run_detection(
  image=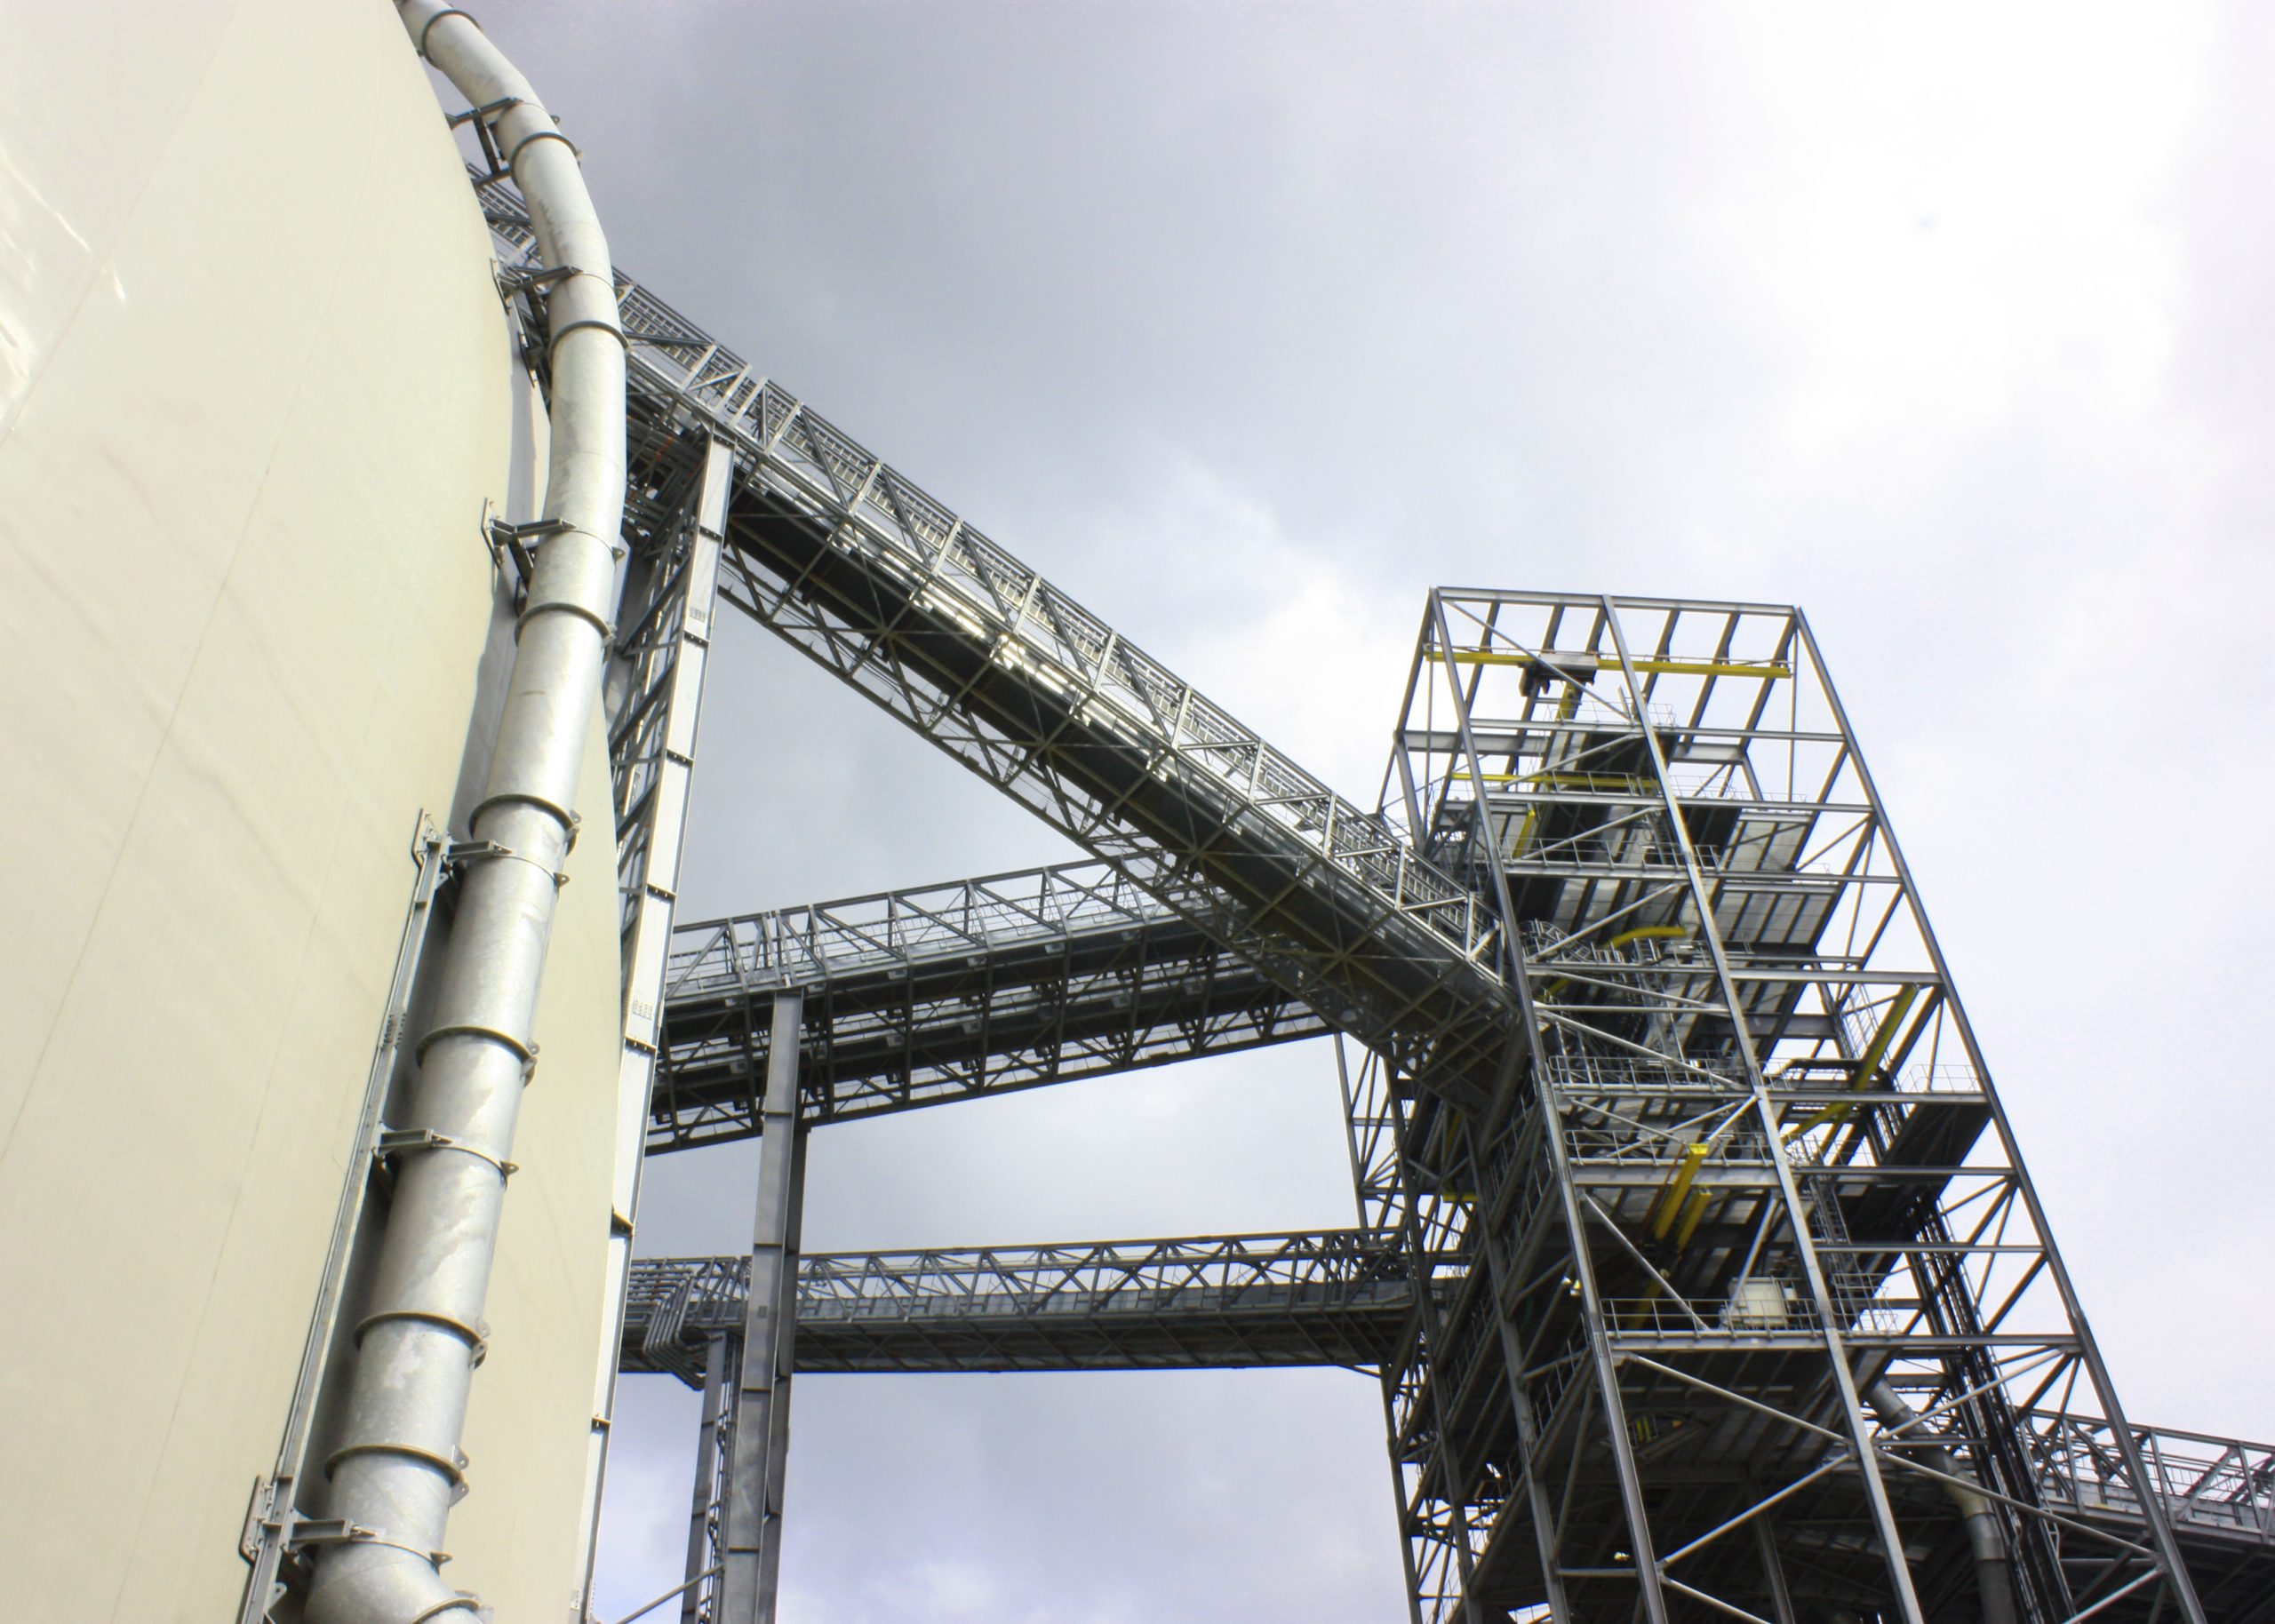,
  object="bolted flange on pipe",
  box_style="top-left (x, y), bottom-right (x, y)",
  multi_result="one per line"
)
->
top-left (304, 5), bottom-right (627, 1621)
